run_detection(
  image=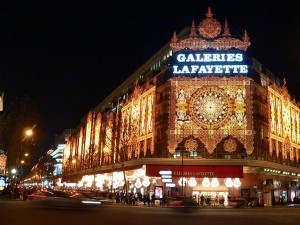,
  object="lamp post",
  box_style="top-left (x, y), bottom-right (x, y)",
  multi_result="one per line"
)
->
top-left (176, 139), bottom-right (187, 196)
top-left (11, 168), bottom-right (17, 194)
top-left (18, 129), bottom-right (33, 179)
top-left (175, 120), bottom-right (188, 196)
